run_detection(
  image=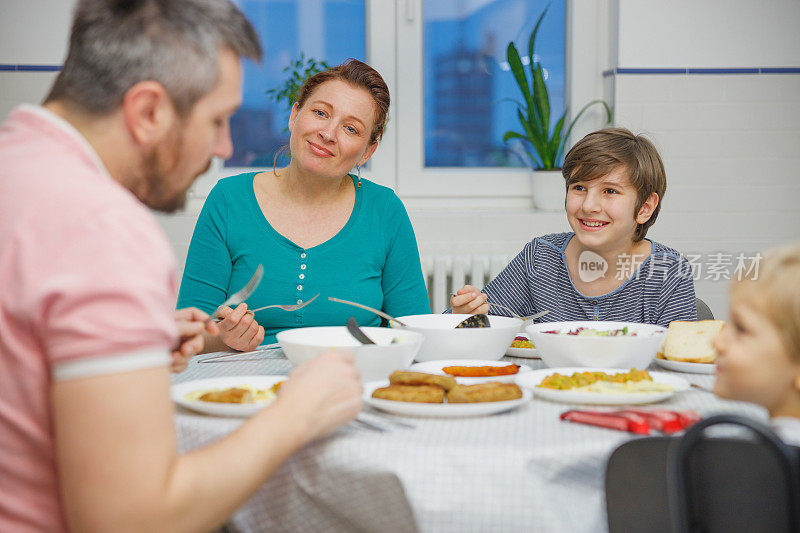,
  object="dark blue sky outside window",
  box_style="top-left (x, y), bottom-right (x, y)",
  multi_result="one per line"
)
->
top-left (424, 0), bottom-right (565, 168)
top-left (227, 0), bottom-right (365, 167)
